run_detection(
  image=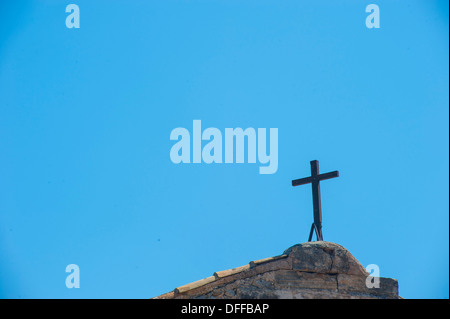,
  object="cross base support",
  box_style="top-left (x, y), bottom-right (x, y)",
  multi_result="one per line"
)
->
top-left (308, 222), bottom-right (323, 242)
